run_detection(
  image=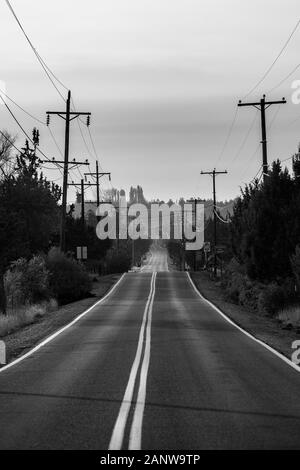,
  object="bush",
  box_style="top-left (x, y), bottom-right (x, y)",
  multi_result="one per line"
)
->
top-left (0, 299), bottom-right (58, 337)
top-left (277, 306), bottom-right (300, 327)
top-left (5, 256), bottom-right (50, 308)
top-left (257, 283), bottom-right (286, 316)
top-left (224, 272), bottom-right (248, 305)
top-left (46, 248), bottom-right (92, 304)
